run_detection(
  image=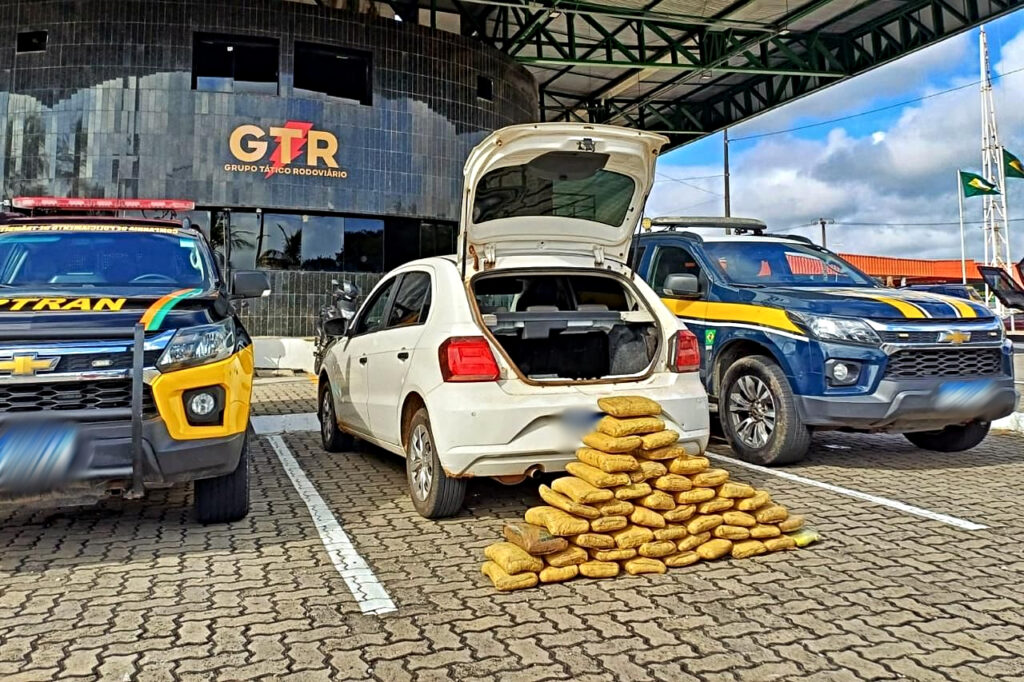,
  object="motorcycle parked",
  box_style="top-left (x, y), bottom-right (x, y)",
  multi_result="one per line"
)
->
top-left (314, 280), bottom-right (360, 373)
